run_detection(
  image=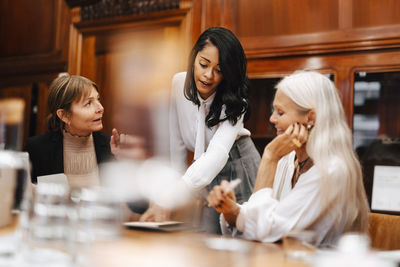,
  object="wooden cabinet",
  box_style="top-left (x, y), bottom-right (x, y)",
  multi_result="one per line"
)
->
top-left (0, 0), bottom-right (70, 87)
top-left (68, 8), bottom-right (193, 136)
top-left (193, 0), bottom-right (400, 58)
top-left (0, 0), bottom-right (71, 143)
top-left (190, 0), bottom-right (400, 146)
